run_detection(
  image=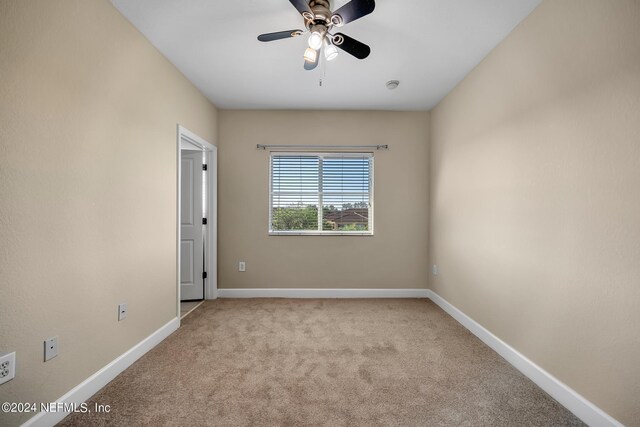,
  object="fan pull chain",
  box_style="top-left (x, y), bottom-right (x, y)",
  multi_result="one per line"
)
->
top-left (319, 55), bottom-right (328, 87)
